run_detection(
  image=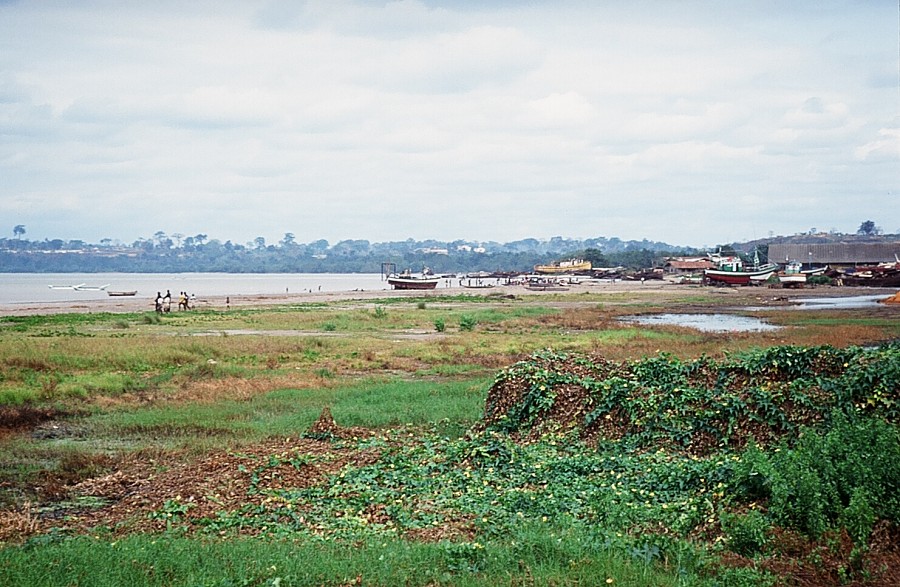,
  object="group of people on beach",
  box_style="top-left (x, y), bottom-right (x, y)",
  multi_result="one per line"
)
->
top-left (154, 290), bottom-right (195, 313)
